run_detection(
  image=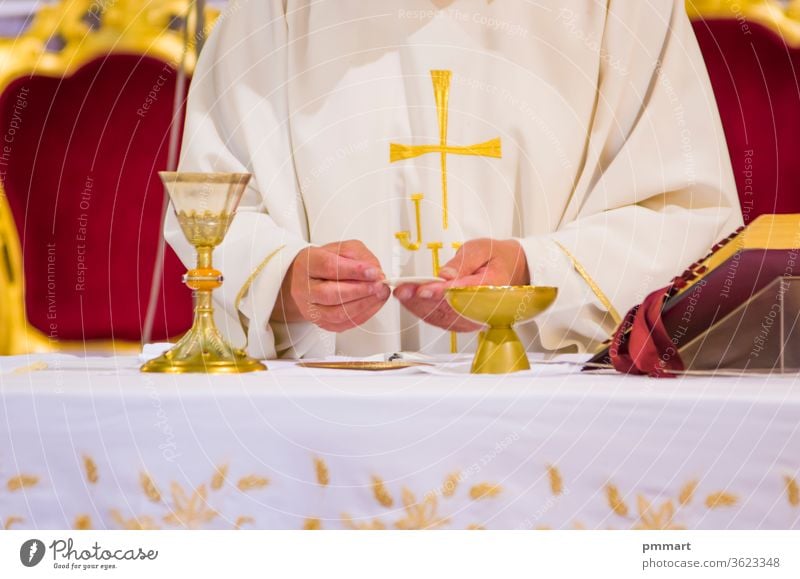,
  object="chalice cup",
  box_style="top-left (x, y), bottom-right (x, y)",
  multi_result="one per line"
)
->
top-left (141, 172), bottom-right (267, 374)
top-left (446, 286), bottom-right (558, 374)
